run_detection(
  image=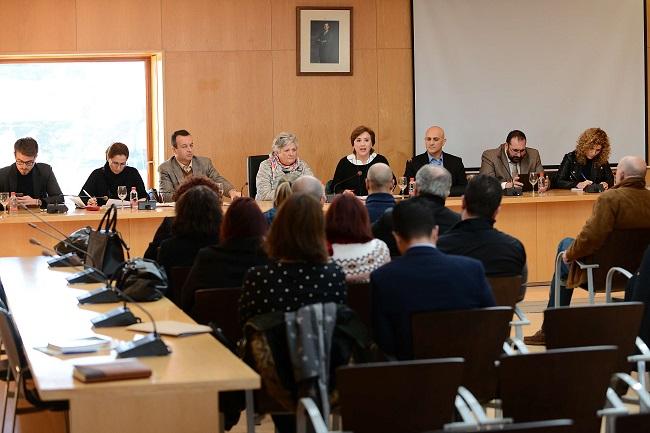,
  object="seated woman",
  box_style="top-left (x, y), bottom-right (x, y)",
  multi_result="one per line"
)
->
top-left (555, 127), bottom-right (614, 190)
top-left (255, 132), bottom-right (313, 200)
top-left (326, 193), bottom-right (390, 283)
top-left (80, 142), bottom-right (147, 205)
top-left (157, 185), bottom-right (222, 279)
top-left (263, 180), bottom-right (292, 225)
top-left (331, 126), bottom-right (393, 195)
top-left (181, 197), bottom-right (269, 313)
